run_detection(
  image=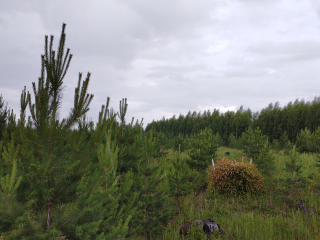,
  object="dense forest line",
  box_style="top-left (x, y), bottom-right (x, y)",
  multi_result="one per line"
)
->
top-left (146, 98), bottom-right (320, 146)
